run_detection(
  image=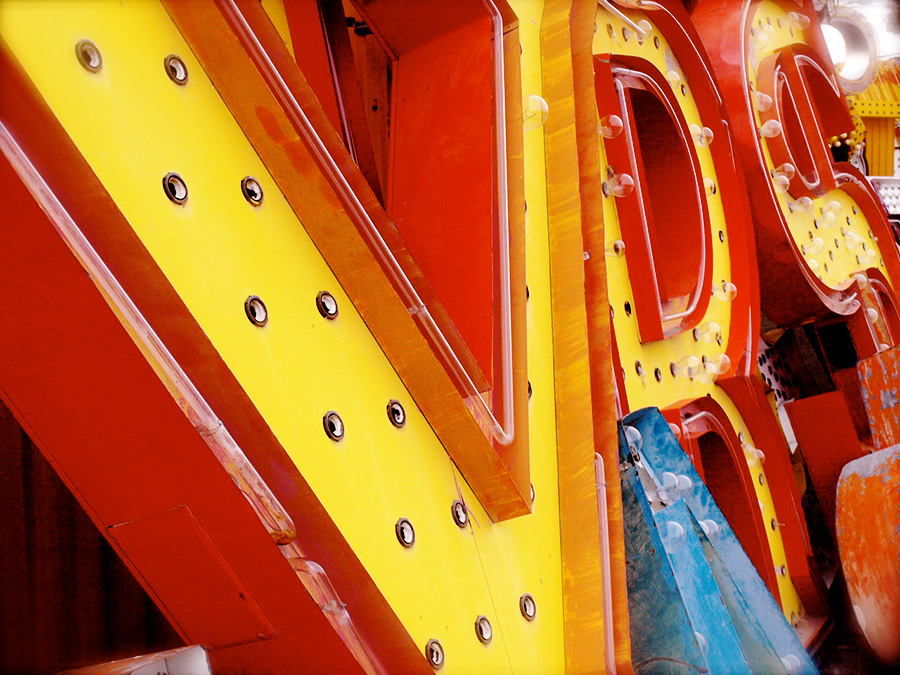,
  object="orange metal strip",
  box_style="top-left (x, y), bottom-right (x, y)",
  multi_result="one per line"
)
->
top-left (161, 0), bottom-right (532, 520)
top-left (542, 0), bottom-right (632, 671)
